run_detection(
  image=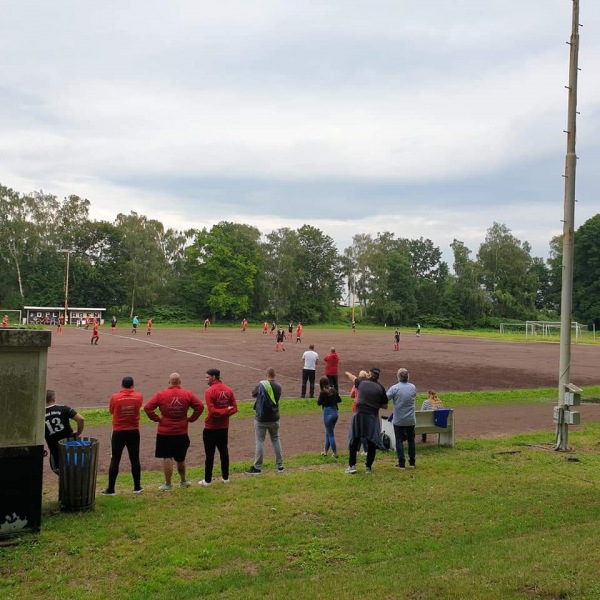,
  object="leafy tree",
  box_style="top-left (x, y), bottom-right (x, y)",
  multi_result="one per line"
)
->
top-left (448, 239), bottom-right (487, 326)
top-left (477, 223), bottom-right (536, 319)
top-left (290, 225), bottom-right (341, 322)
top-left (546, 235), bottom-right (563, 313)
top-left (185, 222), bottom-right (262, 321)
top-left (114, 212), bottom-right (171, 316)
top-left (529, 256), bottom-right (553, 313)
top-left (573, 214), bottom-right (600, 325)
top-left (0, 186), bottom-right (59, 301)
top-left (261, 228), bottom-right (300, 321)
